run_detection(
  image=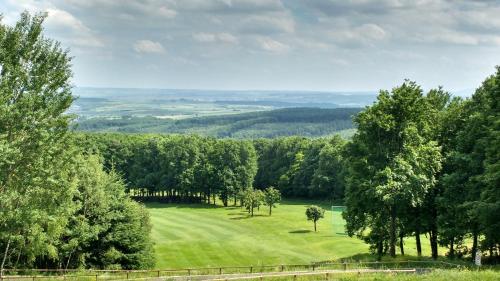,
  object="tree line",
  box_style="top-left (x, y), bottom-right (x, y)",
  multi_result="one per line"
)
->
top-left (75, 133), bottom-right (347, 204)
top-left (343, 69), bottom-right (499, 262)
